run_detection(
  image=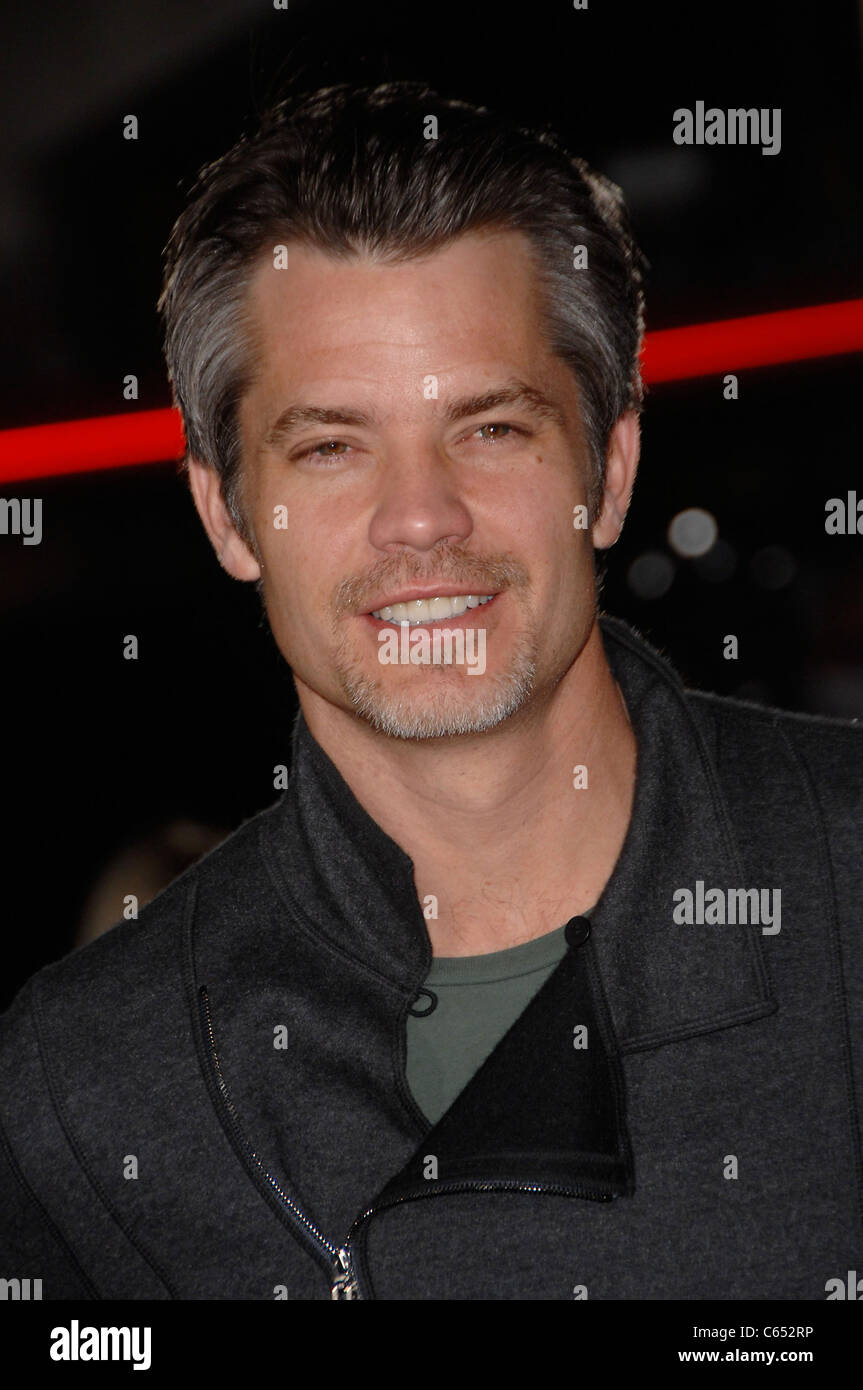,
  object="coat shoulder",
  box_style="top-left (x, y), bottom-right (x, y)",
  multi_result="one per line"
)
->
top-left (686, 684), bottom-right (863, 783)
top-left (685, 686), bottom-right (863, 874)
